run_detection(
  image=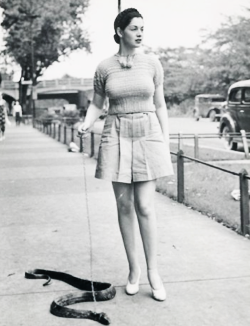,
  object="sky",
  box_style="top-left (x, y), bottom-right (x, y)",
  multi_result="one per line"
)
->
top-left (1, 0), bottom-right (250, 80)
